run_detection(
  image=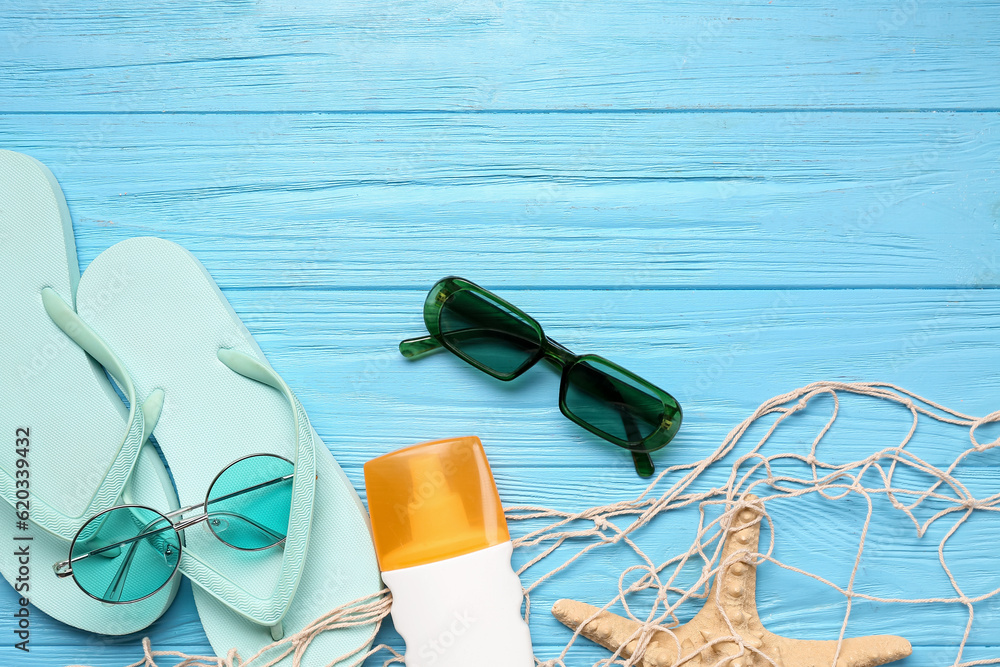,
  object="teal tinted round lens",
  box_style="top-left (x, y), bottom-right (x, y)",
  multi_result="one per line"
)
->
top-left (70, 506), bottom-right (180, 603)
top-left (561, 356), bottom-right (681, 450)
top-left (438, 289), bottom-right (543, 379)
top-left (205, 454), bottom-right (294, 550)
